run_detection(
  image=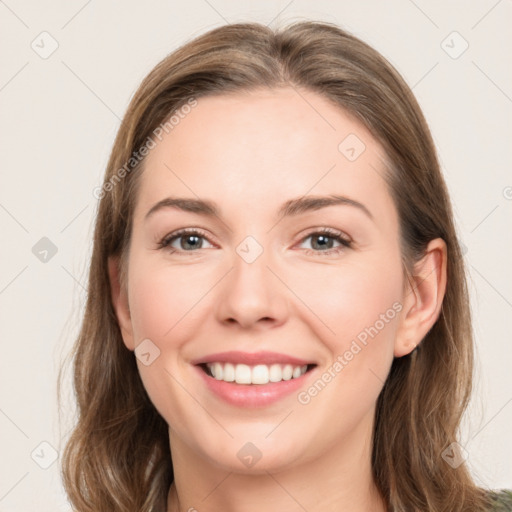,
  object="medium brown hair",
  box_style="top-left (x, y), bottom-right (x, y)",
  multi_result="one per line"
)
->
top-left (60, 21), bottom-right (491, 511)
